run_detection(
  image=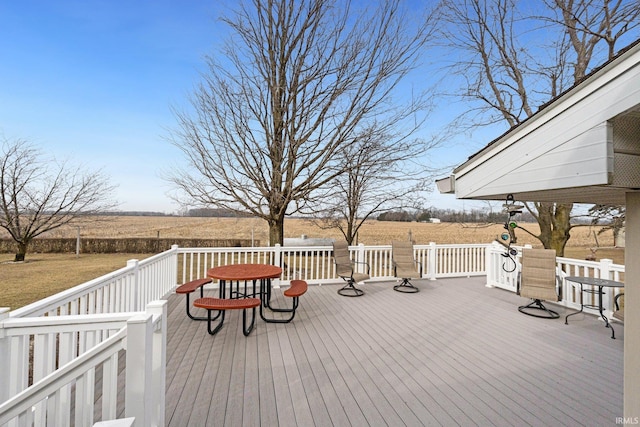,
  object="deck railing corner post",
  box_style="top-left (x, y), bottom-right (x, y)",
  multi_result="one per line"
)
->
top-left (485, 244), bottom-right (495, 288)
top-left (357, 243), bottom-right (366, 274)
top-left (273, 244), bottom-right (282, 287)
top-left (273, 244), bottom-right (282, 267)
top-left (0, 308), bottom-right (10, 404)
top-left (125, 313), bottom-right (153, 426)
top-left (428, 242), bottom-right (437, 280)
top-left (147, 300), bottom-right (167, 427)
top-left (169, 245), bottom-right (180, 290)
top-left (599, 258), bottom-right (613, 279)
top-left (127, 259), bottom-right (140, 311)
